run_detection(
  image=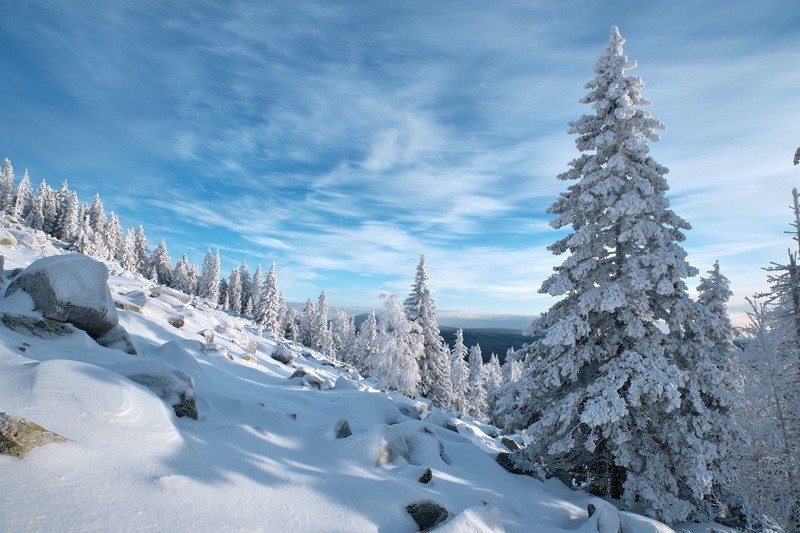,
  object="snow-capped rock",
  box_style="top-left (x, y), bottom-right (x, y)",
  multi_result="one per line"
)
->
top-left (4, 254), bottom-right (118, 339)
